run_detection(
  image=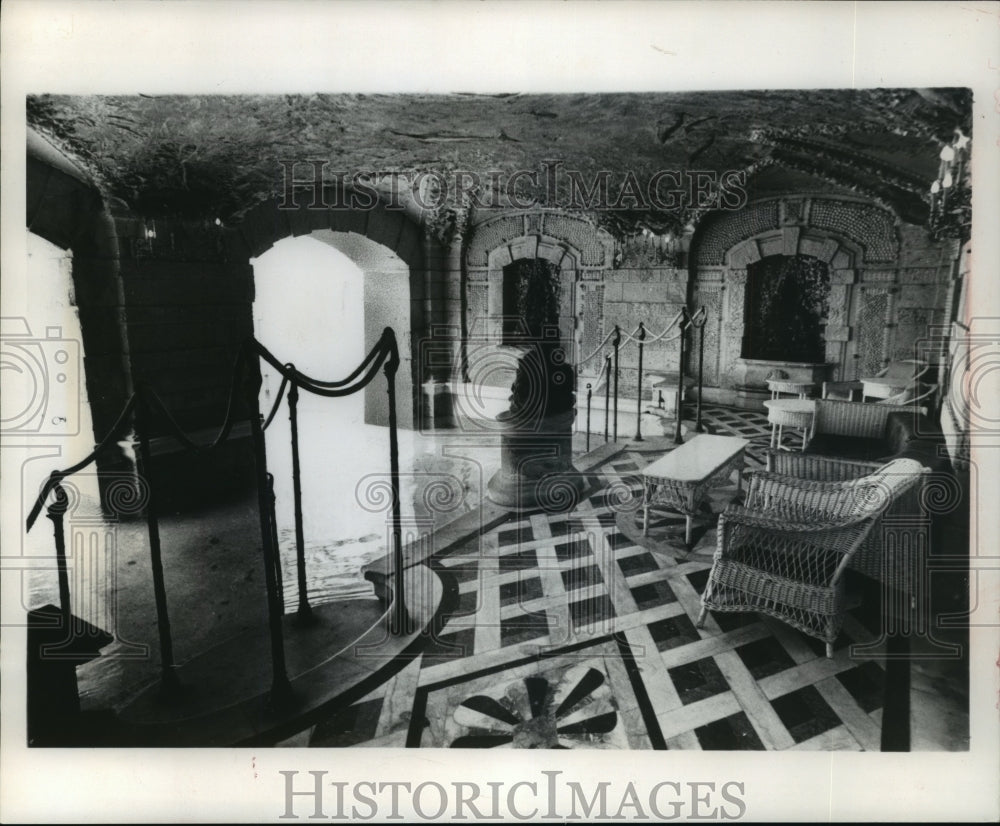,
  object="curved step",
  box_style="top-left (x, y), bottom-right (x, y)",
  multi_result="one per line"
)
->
top-left (112, 564), bottom-right (442, 746)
